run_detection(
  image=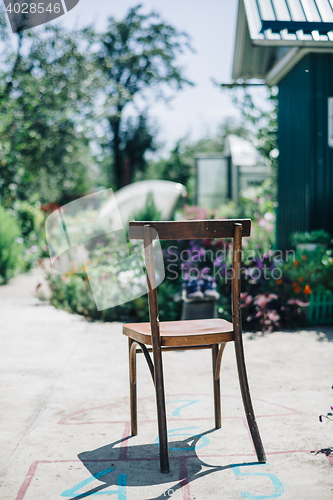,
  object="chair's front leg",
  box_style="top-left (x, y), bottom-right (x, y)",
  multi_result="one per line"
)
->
top-left (234, 338), bottom-right (266, 463)
top-left (212, 344), bottom-right (221, 428)
top-left (129, 338), bottom-right (137, 436)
